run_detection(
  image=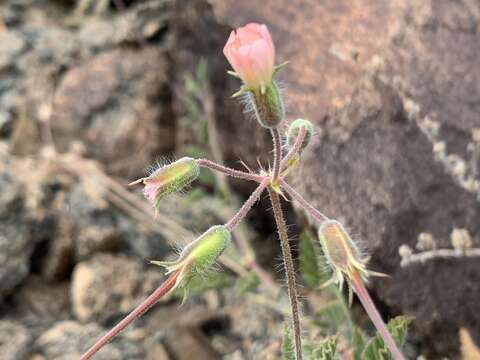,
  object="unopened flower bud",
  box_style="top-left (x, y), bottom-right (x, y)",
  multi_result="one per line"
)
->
top-left (287, 119), bottom-right (314, 153)
top-left (130, 157), bottom-right (199, 211)
top-left (318, 220), bottom-right (364, 276)
top-left (151, 225), bottom-right (231, 292)
top-left (223, 23), bottom-right (275, 92)
top-left (223, 23), bottom-right (285, 128)
top-left (318, 220), bottom-right (386, 305)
